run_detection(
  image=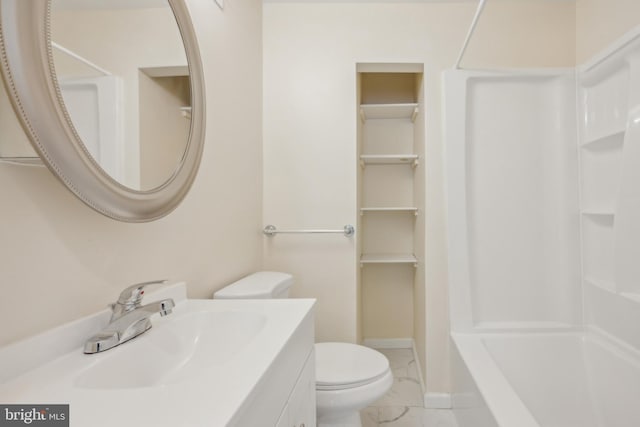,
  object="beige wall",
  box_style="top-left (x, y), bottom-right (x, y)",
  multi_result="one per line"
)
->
top-left (576, 0), bottom-right (640, 64)
top-left (0, 0), bottom-right (263, 347)
top-left (139, 74), bottom-right (191, 190)
top-left (463, 0), bottom-right (576, 68)
top-left (263, 0), bottom-right (575, 394)
top-left (0, 82), bottom-right (36, 158)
